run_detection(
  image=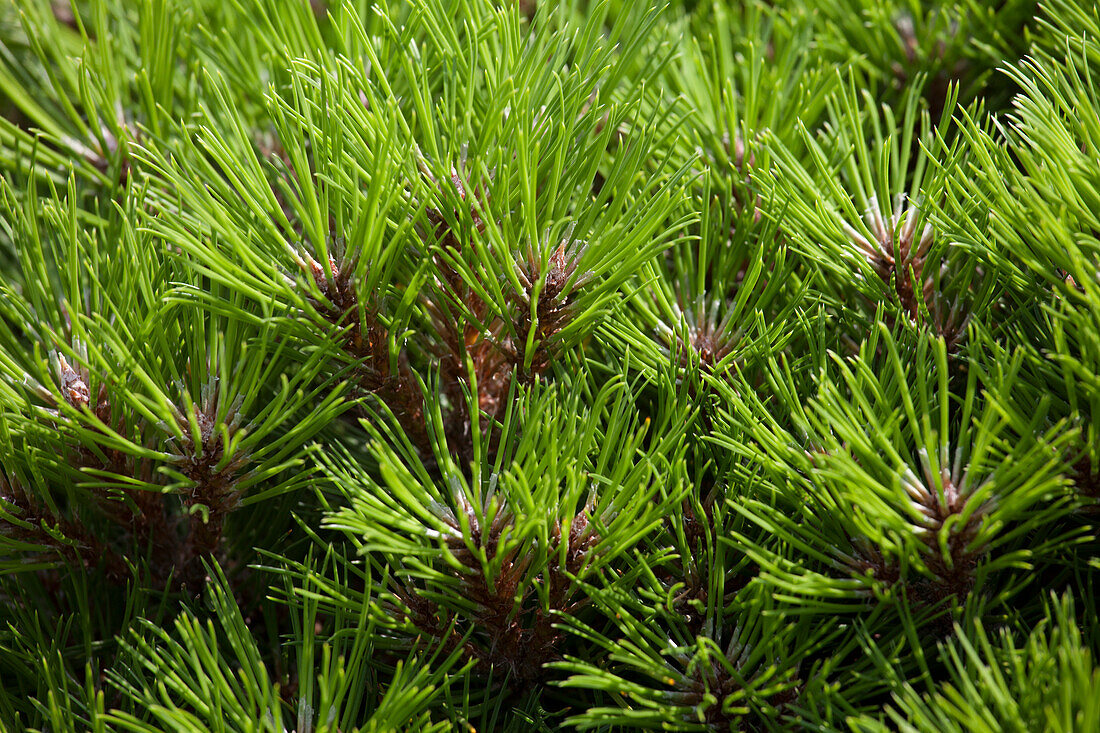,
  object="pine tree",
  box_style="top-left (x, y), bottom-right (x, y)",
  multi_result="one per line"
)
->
top-left (0, 0), bottom-right (1097, 730)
